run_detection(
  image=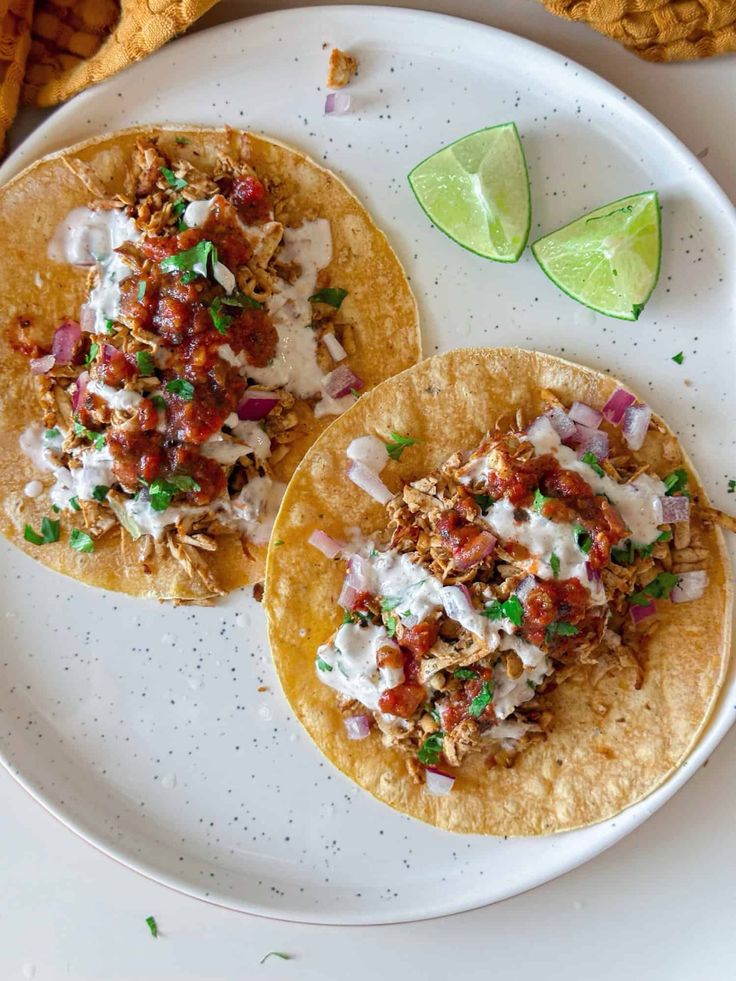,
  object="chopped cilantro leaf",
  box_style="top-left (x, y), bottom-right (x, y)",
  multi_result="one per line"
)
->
top-left (69, 496), bottom-right (81, 512)
top-left (136, 350), bottom-right (155, 375)
top-left (70, 528), bottom-right (94, 553)
top-left (165, 378), bottom-right (194, 401)
top-left (473, 493), bottom-right (494, 515)
top-left (145, 915), bottom-right (158, 938)
top-left (418, 732), bottom-right (444, 765)
top-left (728, 479), bottom-right (736, 494)
top-left (380, 596), bottom-right (401, 612)
top-left (384, 432), bottom-right (417, 461)
top-left (468, 680), bottom-right (493, 718)
top-left (45, 428), bottom-right (60, 439)
top-left (23, 524), bottom-right (45, 545)
top-left (104, 319), bottom-right (115, 334)
top-left (663, 469), bottom-right (688, 496)
top-left (630, 571), bottom-right (681, 606)
top-left (581, 451), bottom-right (605, 477)
top-left (174, 135), bottom-right (190, 145)
top-left (482, 594), bottom-right (523, 626)
top-left (545, 621), bottom-right (580, 644)
top-left (527, 678), bottom-right (537, 690)
top-left (40, 516), bottom-right (60, 542)
top-left (350, 388), bottom-right (362, 399)
top-left (309, 287), bottom-right (347, 309)
top-left (672, 351), bottom-right (685, 365)
top-left (151, 394), bottom-right (166, 410)
top-left (171, 198), bottom-right (187, 218)
top-left (273, 539), bottom-right (284, 547)
top-left (454, 668), bottom-right (479, 680)
top-left (51, 504), bottom-right (60, 514)
top-left (221, 290), bottom-right (264, 310)
top-left (572, 521), bottom-right (592, 554)
top-left (549, 552), bottom-right (561, 578)
top-left (84, 341), bottom-right (99, 367)
top-left (316, 657), bottom-right (333, 672)
top-left (533, 488), bottom-right (551, 512)
top-left (342, 610), bottom-right (355, 624)
top-left (148, 474), bottom-right (200, 511)
top-left (92, 485), bottom-right (109, 502)
top-left (385, 615), bottom-right (397, 639)
top-left (73, 419), bottom-right (105, 449)
top-left (209, 296), bottom-right (233, 335)
top-left (160, 239), bottom-right (217, 283)
top-left (657, 530), bottom-right (672, 543)
top-left (160, 166), bottom-right (187, 190)
top-left (260, 953), bottom-right (291, 965)
top-left (137, 280), bottom-right (147, 302)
